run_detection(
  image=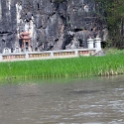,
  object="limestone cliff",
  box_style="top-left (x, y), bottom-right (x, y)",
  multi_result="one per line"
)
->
top-left (0, 0), bottom-right (104, 53)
